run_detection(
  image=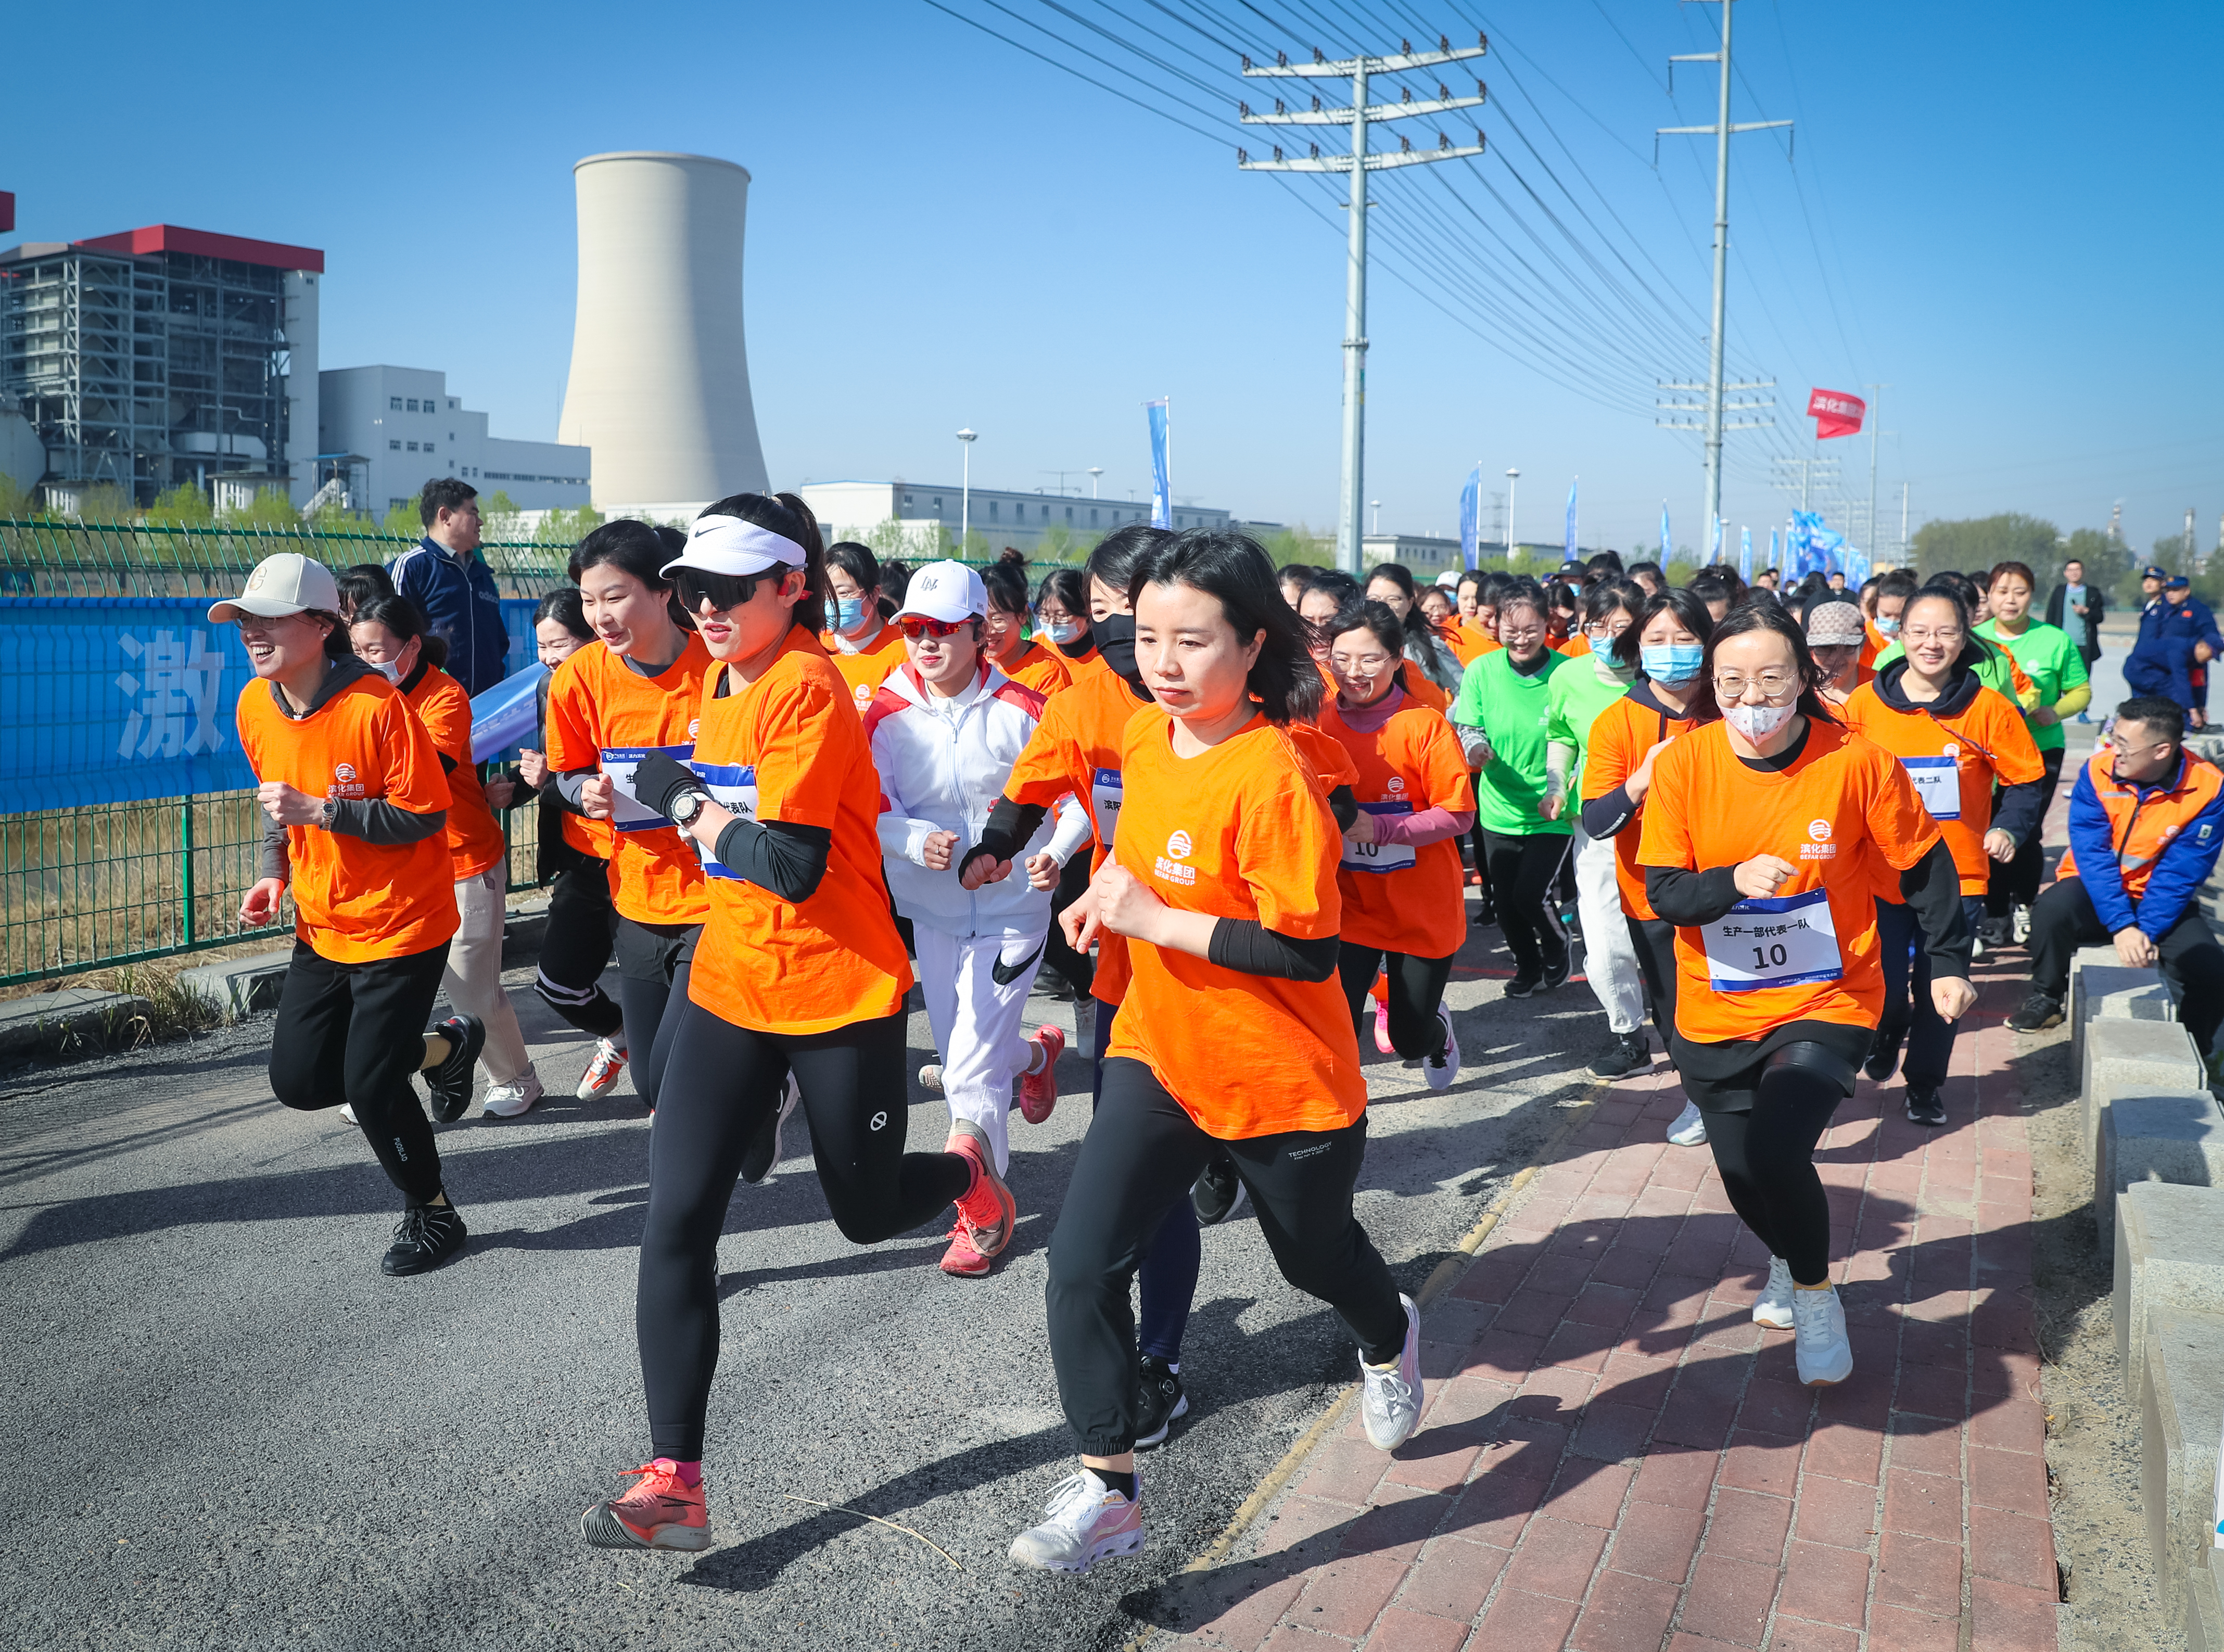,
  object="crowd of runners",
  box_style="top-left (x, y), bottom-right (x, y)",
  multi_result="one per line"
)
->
top-left (212, 482), bottom-right (2146, 1574)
